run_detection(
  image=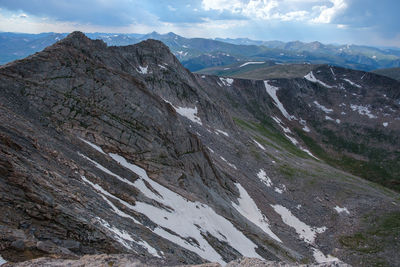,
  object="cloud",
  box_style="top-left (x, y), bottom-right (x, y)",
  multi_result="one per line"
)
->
top-left (201, 0), bottom-right (347, 23)
top-left (312, 0), bottom-right (347, 23)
